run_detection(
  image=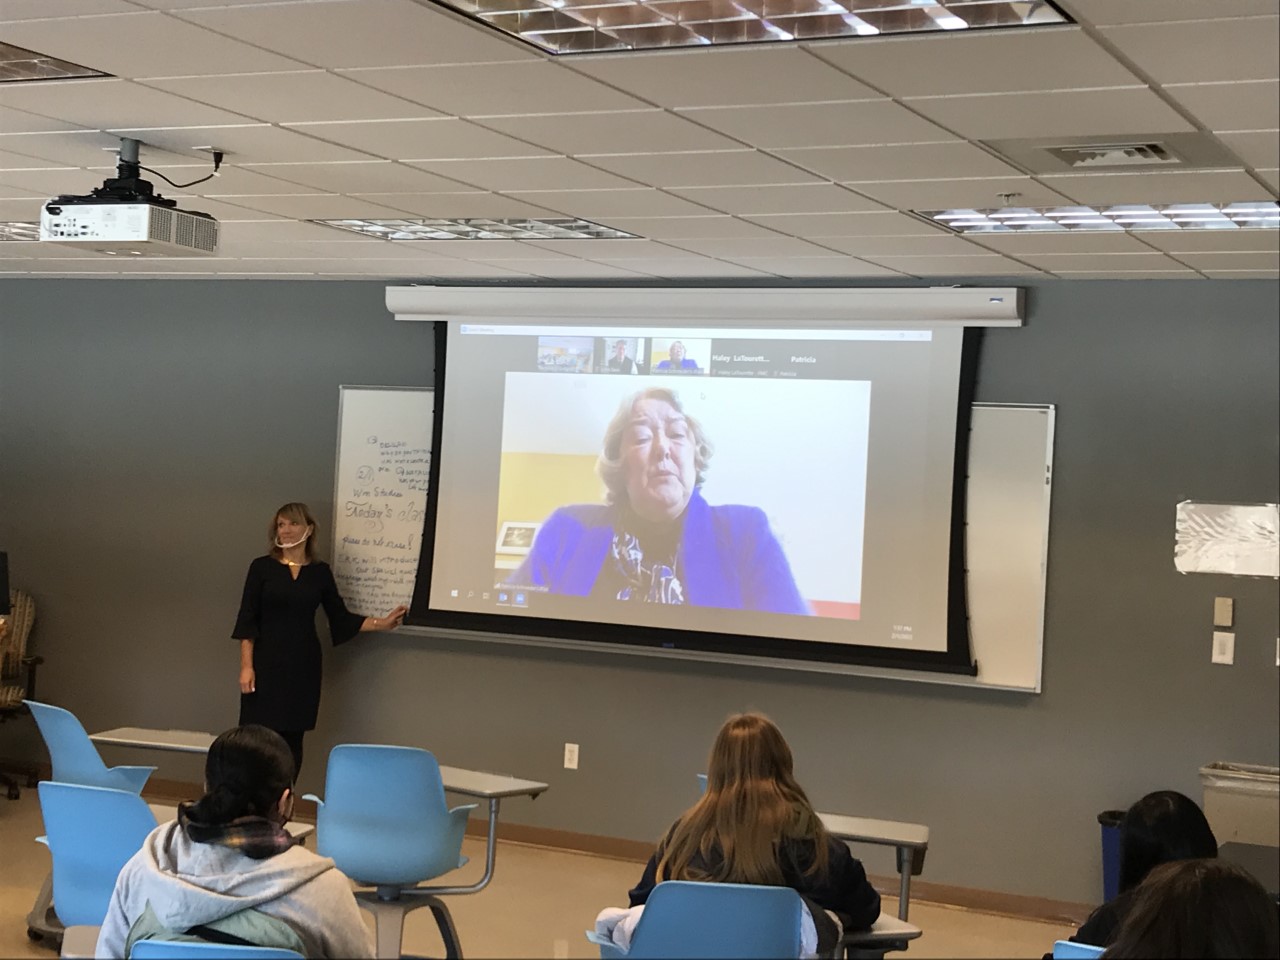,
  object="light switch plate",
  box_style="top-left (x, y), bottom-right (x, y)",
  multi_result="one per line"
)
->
top-left (1213, 596), bottom-right (1234, 628)
top-left (1212, 631), bottom-right (1235, 665)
